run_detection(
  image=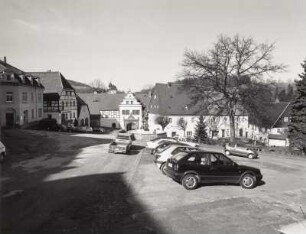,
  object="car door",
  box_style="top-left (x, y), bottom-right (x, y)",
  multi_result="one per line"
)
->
top-left (196, 152), bottom-right (212, 183)
top-left (209, 153), bottom-right (241, 183)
